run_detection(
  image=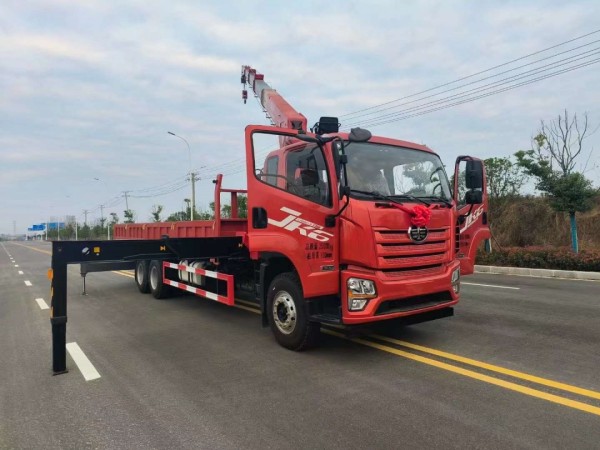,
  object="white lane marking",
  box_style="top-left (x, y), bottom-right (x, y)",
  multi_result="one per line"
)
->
top-left (462, 282), bottom-right (520, 290)
top-left (18, 270), bottom-right (24, 275)
top-left (66, 342), bottom-right (101, 381)
top-left (15, 264), bottom-right (19, 267)
top-left (35, 298), bottom-right (49, 310)
top-left (24, 280), bottom-right (32, 287)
